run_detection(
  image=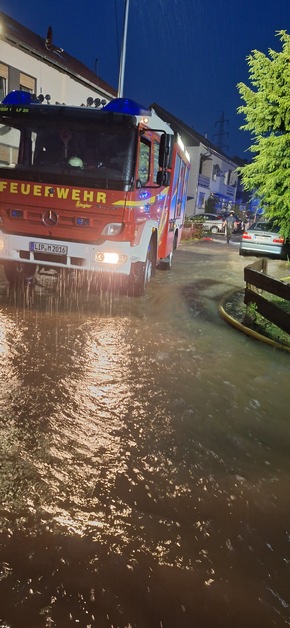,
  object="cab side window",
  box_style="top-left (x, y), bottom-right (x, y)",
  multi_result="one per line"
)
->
top-left (153, 140), bottom-right (160, 183)
top-left (138, 137), bottom-right (150, 185)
